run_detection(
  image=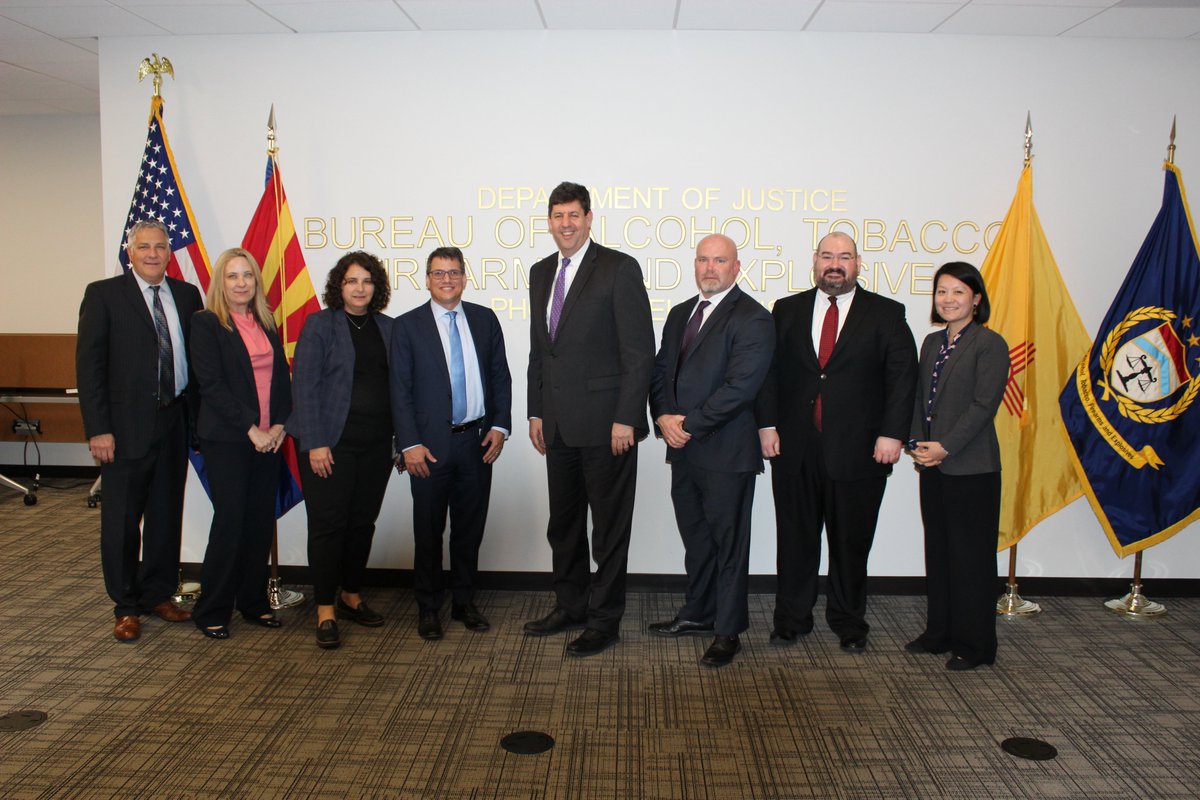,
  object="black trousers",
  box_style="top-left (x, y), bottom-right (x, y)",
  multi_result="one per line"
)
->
top-left (99, 403), bottom-right (187, 617)
top-left (409, 423), bottom-right (493, 611)
top-left (300, 436), bottom-right (393, 606)
top-left (192, 440), bottom-right (276, 627)
top-left (917, 468), bottom-right (1000, 664)
top-left (771, 448), bottom-right (887, 638)
top-left (544, 434), bottom-right (638, 634)
top-left (670, 459), bottom-right (756, 636)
